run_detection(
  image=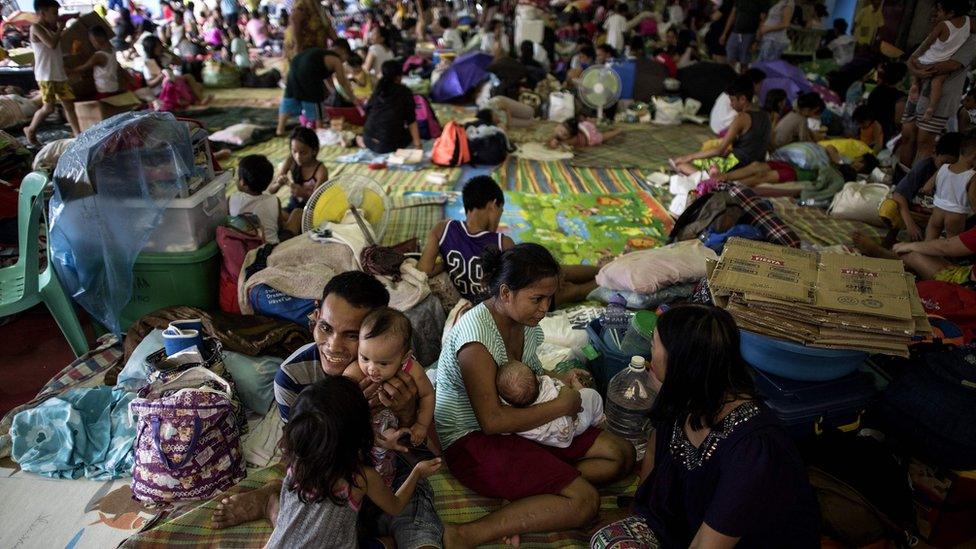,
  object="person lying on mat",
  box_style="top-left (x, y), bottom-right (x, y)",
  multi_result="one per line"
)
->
top-left (669, 76), bottom-right (772, 176)
top-left (714, 146), bottom-right (879, 187)
top-left (417, 176), bottom-right (600, 306)
top-left (547, 116), bottom-right (624, 149)
top-left (435, 243), bottom-right (634, 548)
top-left (211, 272), bottom-right (445, 549)
top-left (590, 305), bottom-right (820, 549)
